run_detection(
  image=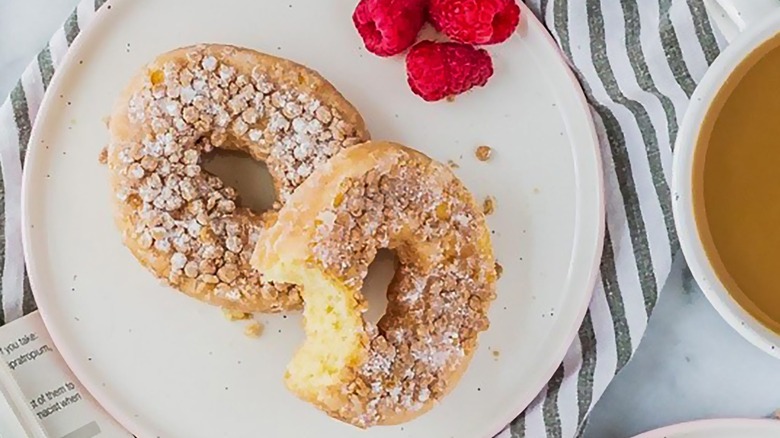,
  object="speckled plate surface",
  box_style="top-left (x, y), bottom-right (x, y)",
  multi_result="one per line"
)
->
top-left (633, 419), bottom-right (780, 438)
top-left (21, 1), bottom-right (604, 437)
